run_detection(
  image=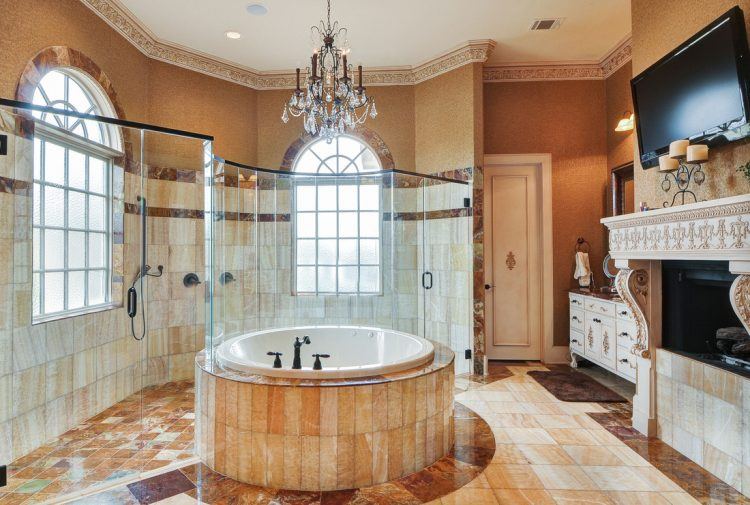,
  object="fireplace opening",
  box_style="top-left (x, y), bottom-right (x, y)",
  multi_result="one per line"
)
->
top-left (662, 260), bottom-right (748, 377)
